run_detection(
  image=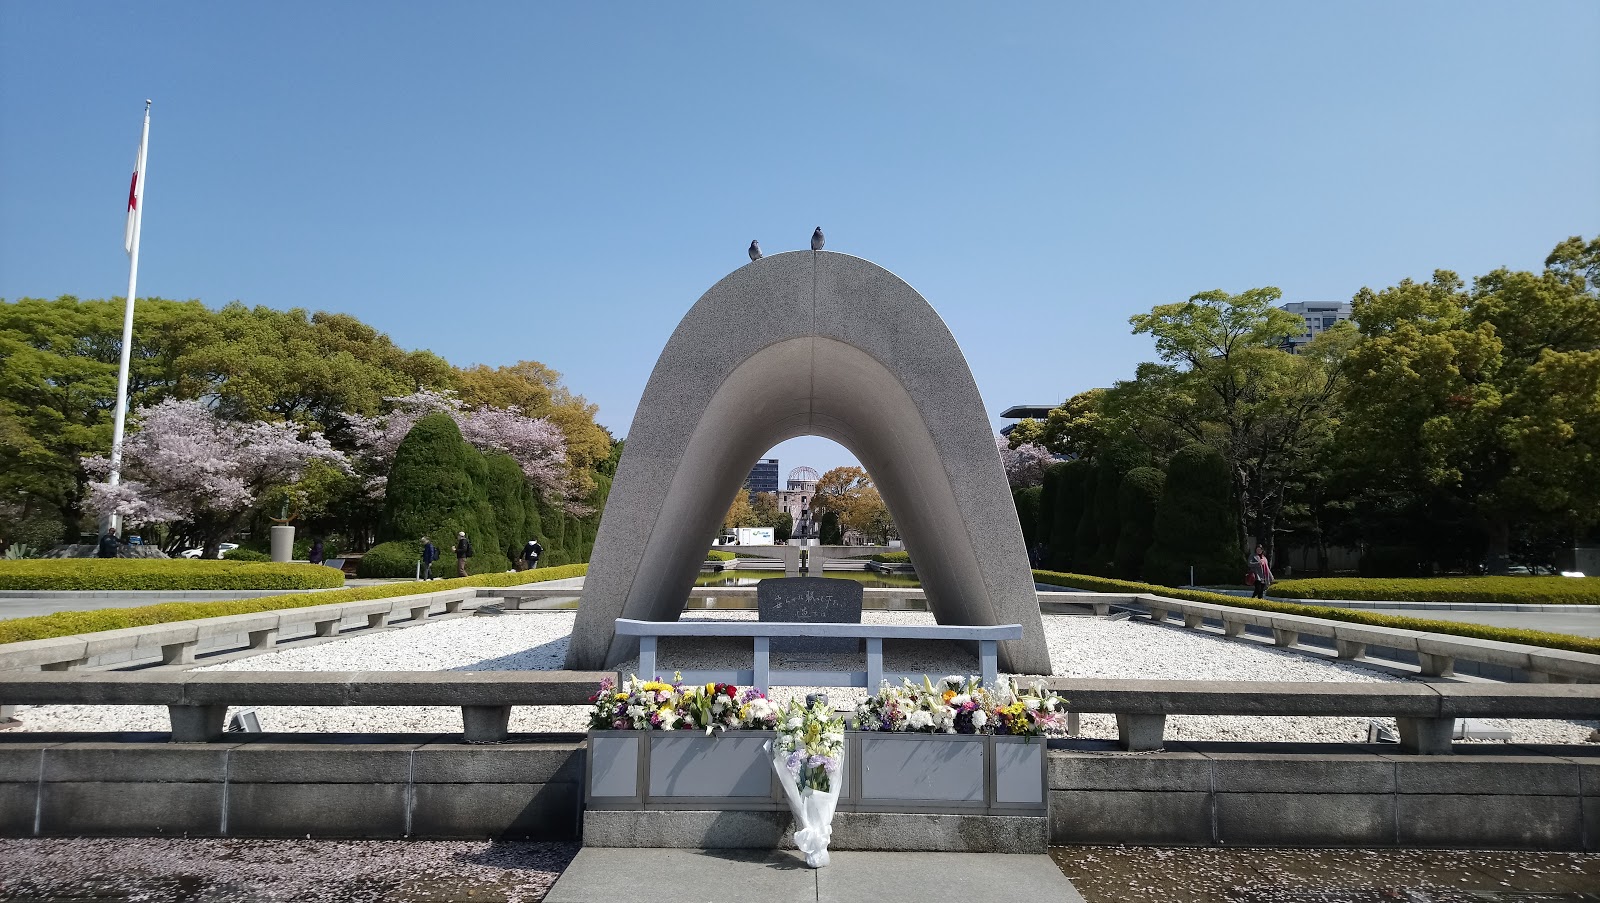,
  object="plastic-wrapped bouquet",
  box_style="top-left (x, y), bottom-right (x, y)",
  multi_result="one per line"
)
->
top-left (984, 676), bottom-right (1071, 737)
top-left (769, 696), bottom-right (846, 868)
